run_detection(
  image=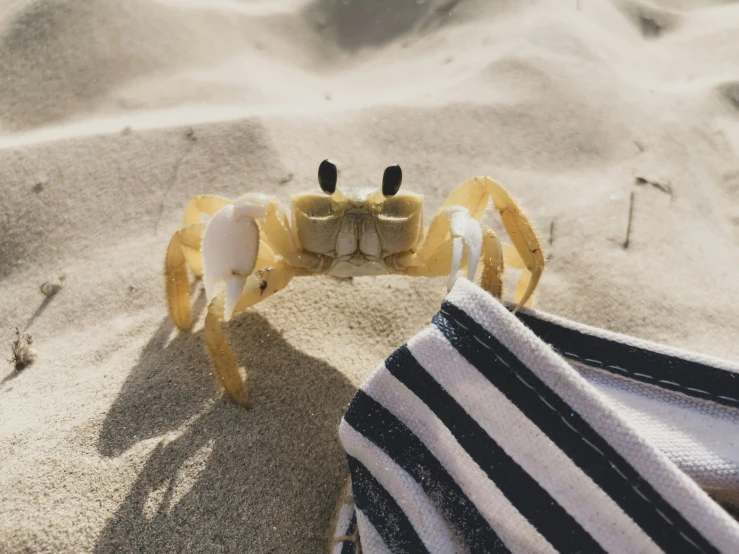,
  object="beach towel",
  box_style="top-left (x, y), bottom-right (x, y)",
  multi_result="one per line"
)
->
top-left (330, 278), bottom-right (739, 553)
